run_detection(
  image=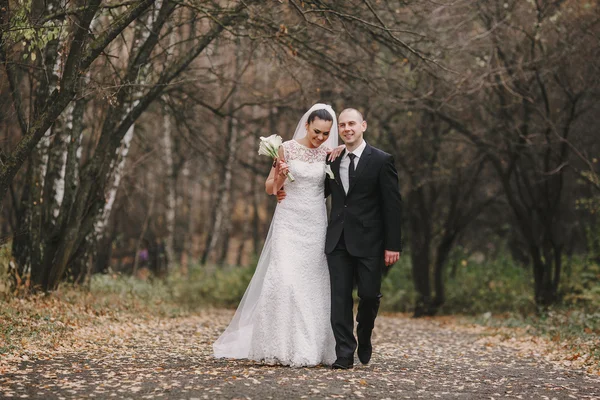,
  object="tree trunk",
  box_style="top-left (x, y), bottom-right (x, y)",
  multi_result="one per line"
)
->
top-left (237, 154), bottom-right (256, 266)
top-left (202, 113), bottom-right (238, 265)
top-left (161, 21), bottom-right (180, 270)
top-left (432, 234), bottom-right (456, 312)
top-left (22, 129), bottom-right (51, 289)
top-left (181, 162), bottom-right (198, 270)
top-left (409, 188), bottom-right (433, 317)
top-left (552, 244), bottom-right (562, 296)
top-left (201, 37), bottom-right (243, 266)
top-left (11, 162), bottom-right (34, 283)
top-left (162, 110), bottom-right (176, 270)
top-left (531, 243), bottom-right (561, 307)
top-left (94, 123), bottom-right (135, 245)
top-left (55, 78), bottom-right (89, 283)
top-left (252, 173), bottom-right (261, 257)
top-left (133, 177), bottom-right (156, 275)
